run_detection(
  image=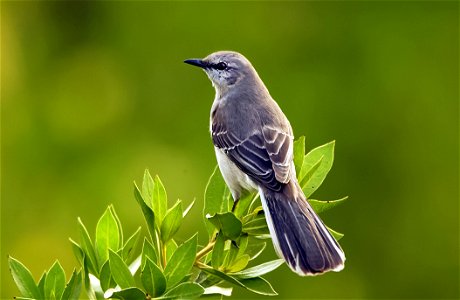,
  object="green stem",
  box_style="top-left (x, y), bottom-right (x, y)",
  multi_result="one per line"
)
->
top-left (195, 230), bottom-right (218, 262)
